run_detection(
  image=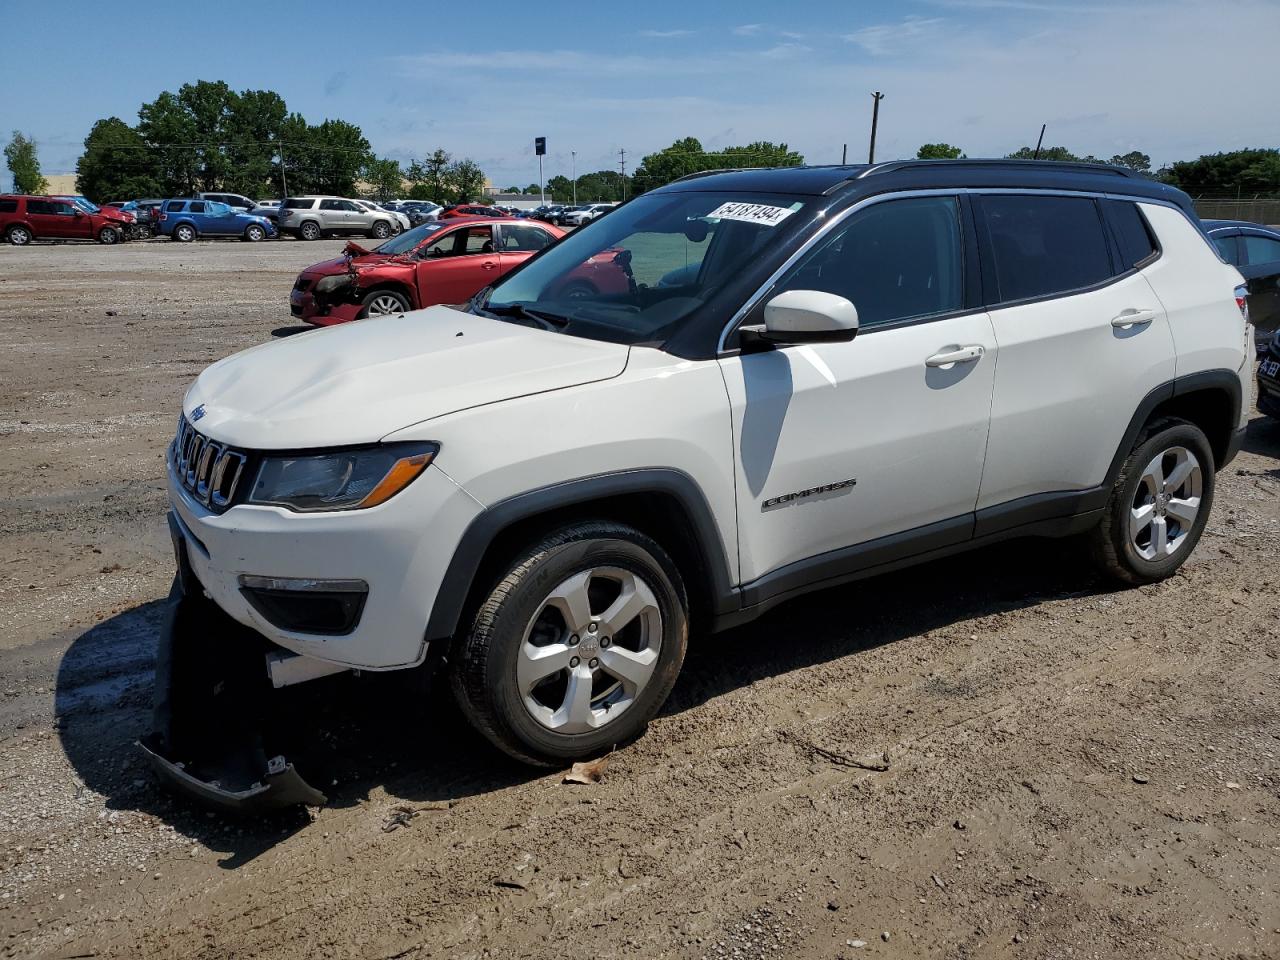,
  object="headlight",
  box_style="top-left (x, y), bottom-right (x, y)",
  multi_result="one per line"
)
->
top-left (247, 442), bottom-right (438, 512)
top-left (314, 273), bottom-right (353, 295)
